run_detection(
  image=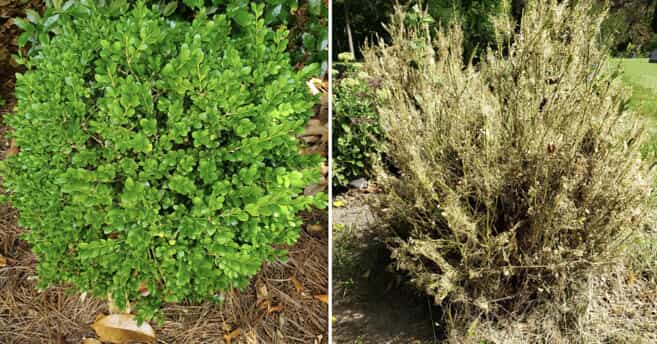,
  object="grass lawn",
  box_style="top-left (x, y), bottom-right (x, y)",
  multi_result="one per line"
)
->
top-left (611, 58), bottom-right (657, 120)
